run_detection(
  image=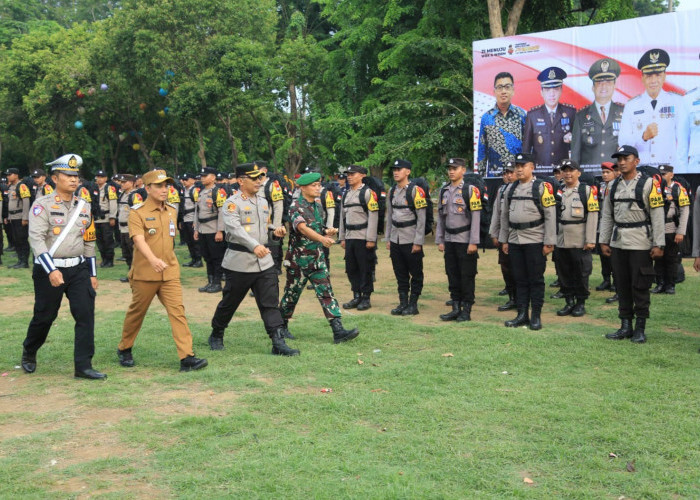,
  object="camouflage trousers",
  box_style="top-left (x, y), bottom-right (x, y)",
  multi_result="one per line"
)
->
top-left (280, 251), bottom-right (341, 320)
